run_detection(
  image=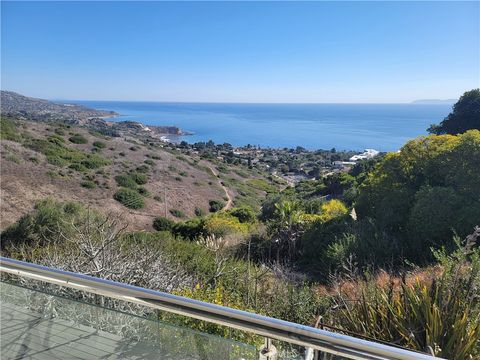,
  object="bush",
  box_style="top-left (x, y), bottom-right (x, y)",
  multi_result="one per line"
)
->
top-left (129, 172), bottom-right (148, 185)
top-left (229, 206), bottom-right (256, 223)
top-left (69, 163), bottom-right (88, 172)
top-left (153, 217), bottom-right (175, 232)
top-left (81, 181), bottom-right (96, 189)
top-left (194, 207), bottom-right (206, 217)
top-left (137, 187), bottom-right (150, 197)
top-left (247, 179), bottom-right (277, 193)
top-left (172, 218), bottom-right (205, 240)
top-left (0, 198), bottom-right (85, 248)
top-left (356, 130), bottom-right (480, 263)
top-left (47, 155), bottom-right (69, 167)
top-left (169, 209), bottom-right (186, 218)
top-left (0, 118), bottom-right (22, 141)
top-left (209, 200), bottom-right (225, 213)
top-left (69, 134), bottom-right (88, 144)
top-left (330, 230), bottom-right (480, 359)
top-left (115, 174), bottom-right (137, 189)
top-left (93, 141), bottom-right (106, 149)
top-left (114, 188), bottom-right (145, 209)
top-left (115, 172), bottom-right (149, 188)
top-left (48, 135), bottom-right (65, 144)
top-left (27, 138), bottom-right (110, 170)
top-left (203, 213), bottom-right (249, 238)
top-left (136, 164), bottom-right (150, 173)
top-left (81, 154), bottom-right (110, 169)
